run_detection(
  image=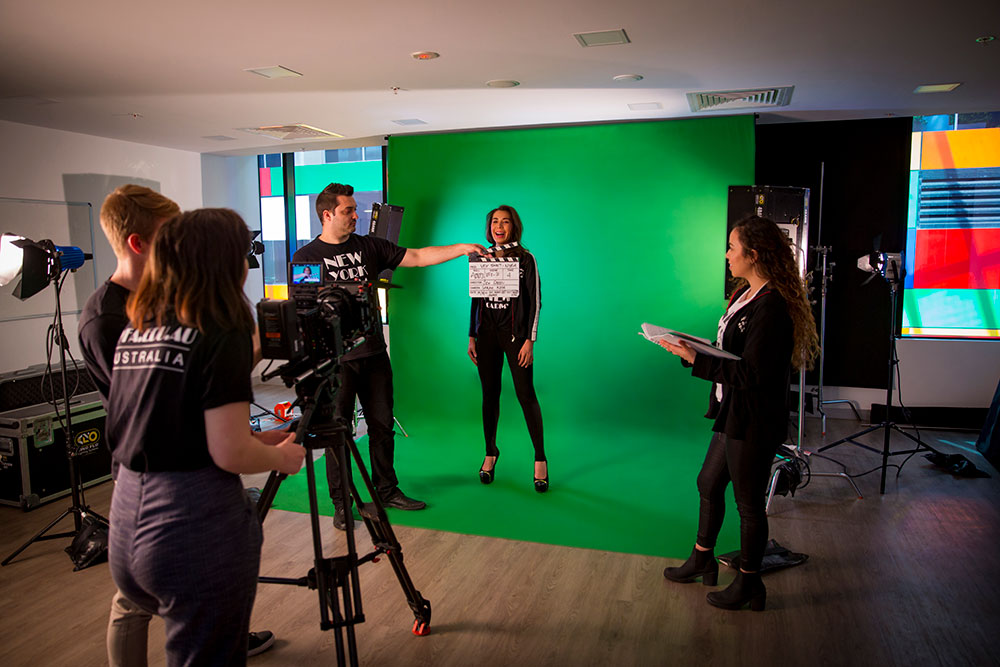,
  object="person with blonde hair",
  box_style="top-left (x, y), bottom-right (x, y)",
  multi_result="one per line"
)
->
top-left (660, 216), bottom-right (819, 611)
top-left (104, 208), bottom-right (304, 665)
top-left (80, 188), bottom-right (278, 663)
